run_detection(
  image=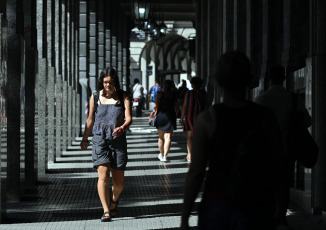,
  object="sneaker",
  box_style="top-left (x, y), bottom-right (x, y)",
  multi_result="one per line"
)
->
top-left (162, 156), bottom-right (167, 162)
top-left (158, 154), bottom-right (163, 161)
